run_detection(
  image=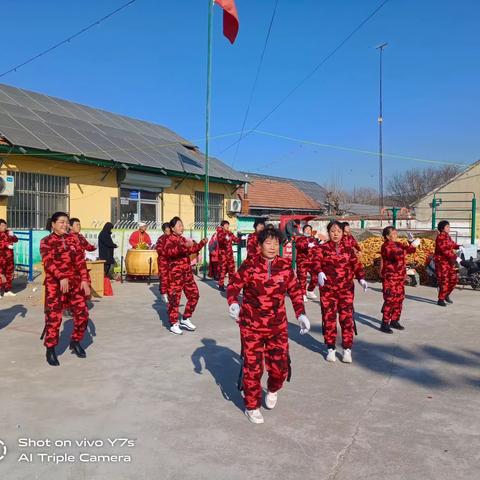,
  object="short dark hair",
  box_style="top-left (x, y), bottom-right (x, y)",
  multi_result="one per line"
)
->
top-left (69, 217), bottom-right (80, 226)
top-left (220, 220), bottom-right (230, 227)
top-left (0, 219), bottom-right (6, 225)
top-left (438, 220), bottom-right (449, 232)
top-left (382, 225), bottom-right (395, 239)
top-left (161, 222), bottom-right (170, 233)
top-left (253, 218), bottom-right (265, 229)
top-left (303, 224), bottom-right (312, 233)
top-left (327, 220), bottom-right (344, 233)
top-left (343, 221), bottom-right (350, 228)
top-left (266, 223), bottom-right (275, 230)
top-left (169, 216), bottom-right (182, 229)
top-left (258, 227), bottom-right (284, 245)
top-left (48, 211), bottom-right (69, 232)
